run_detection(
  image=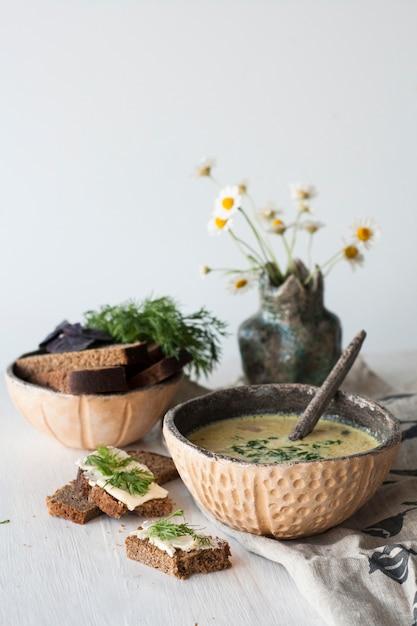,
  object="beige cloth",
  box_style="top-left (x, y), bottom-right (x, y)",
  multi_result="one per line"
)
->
top-left (173, 358), bottom-right (417, 626)
top-left (173, 355), bottom-right (412, 406)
